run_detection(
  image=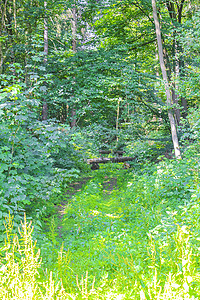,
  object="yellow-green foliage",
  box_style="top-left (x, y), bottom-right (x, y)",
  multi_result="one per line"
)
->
top-left (0, 213), bottom-right (70, 299)
top-left (1, 161), bottom-right (200, 299)
top-left (0, 213), bottom-right (199, 299)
